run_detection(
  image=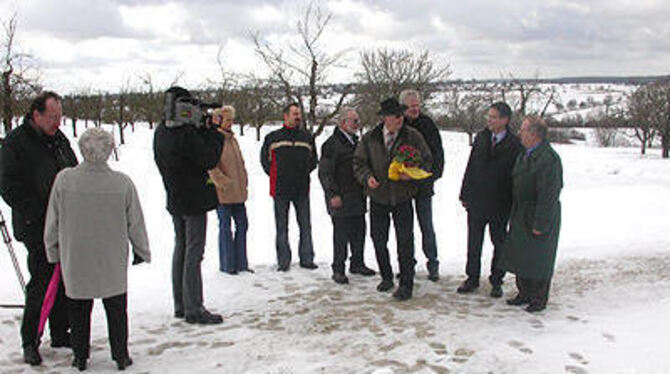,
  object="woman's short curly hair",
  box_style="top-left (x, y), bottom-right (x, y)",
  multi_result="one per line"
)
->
top-left (78, 128), bottom-right (115, 163)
